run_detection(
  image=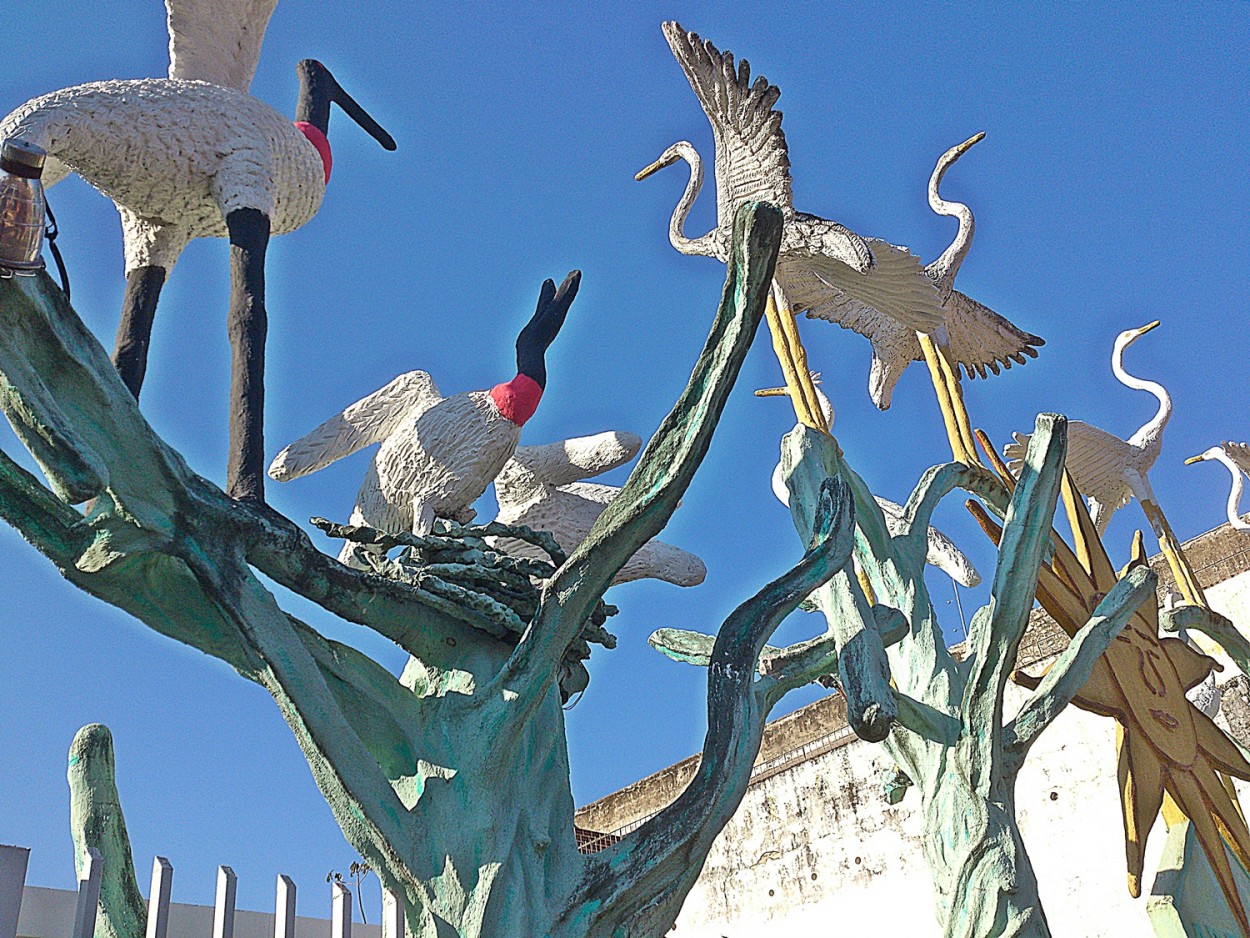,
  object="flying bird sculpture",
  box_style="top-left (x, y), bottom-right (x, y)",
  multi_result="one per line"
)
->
top-left (1005, 321), bottom-right (1169, 535)
top-left (636, 22), bottom-right (942, 426)
top-left (1186, 442), bottom-right (1250, 532)
top-left (269, 272), bottom-right (580, 560)
top-left (759, 383), bottom-right (981, 588)
top-left (0, 0), bottom-right (396, 500)
top-left (852, 131), bottom-right (1044, 411)
top-left (492, 431), bottom-right (707, 587)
